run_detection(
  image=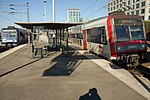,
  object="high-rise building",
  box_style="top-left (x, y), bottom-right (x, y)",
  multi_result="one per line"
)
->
top-left (108, 0), bottom-right (150, 21)
top-left (67, 8), bottom-right (80, 23)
